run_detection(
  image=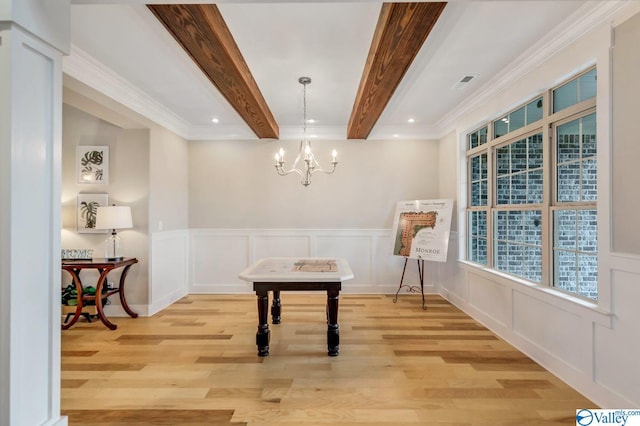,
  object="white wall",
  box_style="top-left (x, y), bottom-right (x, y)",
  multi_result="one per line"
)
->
top-left (61, 104), bottom-right (150, 314)
top-left (611, 10), bottom-right (640, 256)
top-left (147, 123), bottom-right (190, 315)
top-left (595, 8), bottom-right (640, 406)
top-left (437, 3), bottom-right (640, 408)
top-left (189, 228), bottom-right (428, 294)
top-left (149, 126), bottom-right (189, 232)
top-left (436, 130), bottom-right (461, 293)
top-left (0, 0), bottom-right (70, 55)
top-left (189, 138), bottom-right (439, 228)
top-left (187, 138), bottom-right (441, 294)
top-left (149, 230), bottom-right (189, 315)
top-left (1, 1), bottom-right (69, 424)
